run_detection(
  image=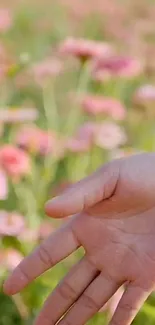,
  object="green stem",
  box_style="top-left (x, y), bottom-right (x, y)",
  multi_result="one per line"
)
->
top-left (12, 294), bottom-right (29, 320)
top-left (65, 62), bottom-right (91, 136)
